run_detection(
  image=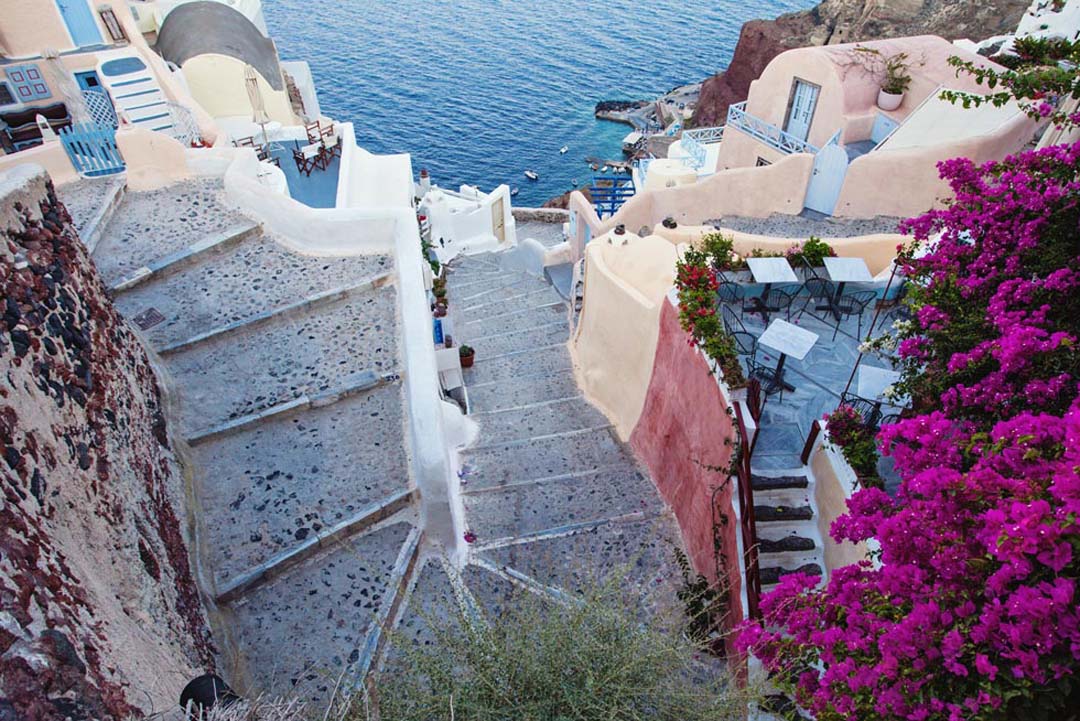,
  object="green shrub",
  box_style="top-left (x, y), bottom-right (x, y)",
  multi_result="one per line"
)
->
top-left (370, 576), bottom-right (753, 721)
